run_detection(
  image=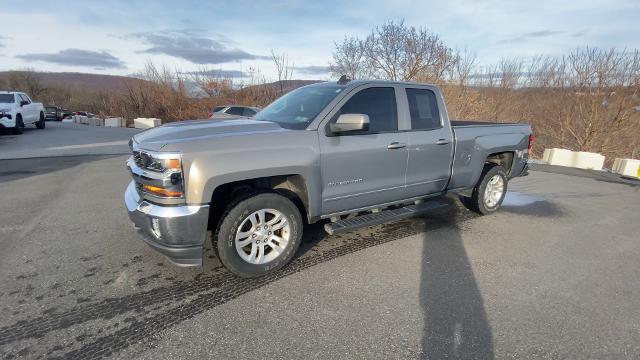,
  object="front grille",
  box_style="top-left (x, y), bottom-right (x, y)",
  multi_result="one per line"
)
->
top-left (135, 181), bottom-right (144, 194)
